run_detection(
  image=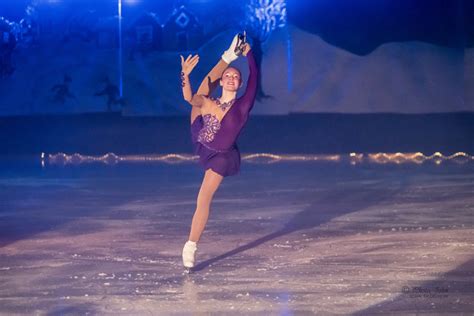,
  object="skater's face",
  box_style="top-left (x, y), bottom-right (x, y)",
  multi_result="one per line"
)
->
top-left (220, 67), bottom-right (242, 92)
